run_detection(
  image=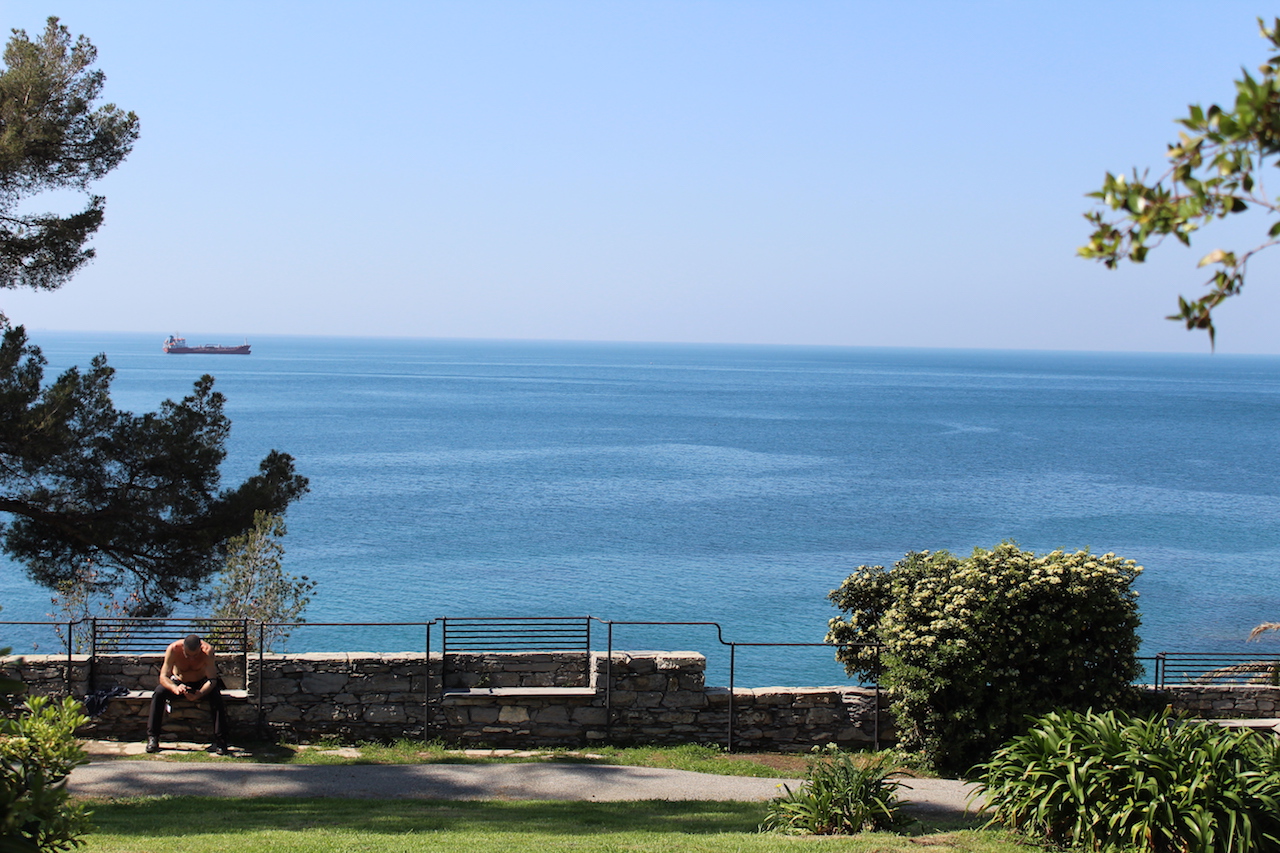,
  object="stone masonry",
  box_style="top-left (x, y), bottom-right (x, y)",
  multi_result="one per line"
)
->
top-left (4, 649), bottom-right (889, 749)
top-left (8, 649), bottom-right (1274, 748)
